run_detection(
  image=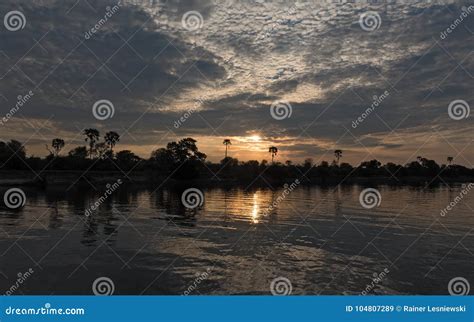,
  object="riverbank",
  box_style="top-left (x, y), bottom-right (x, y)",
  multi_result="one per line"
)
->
top-left (0, 171), bottom-right (472, 188)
